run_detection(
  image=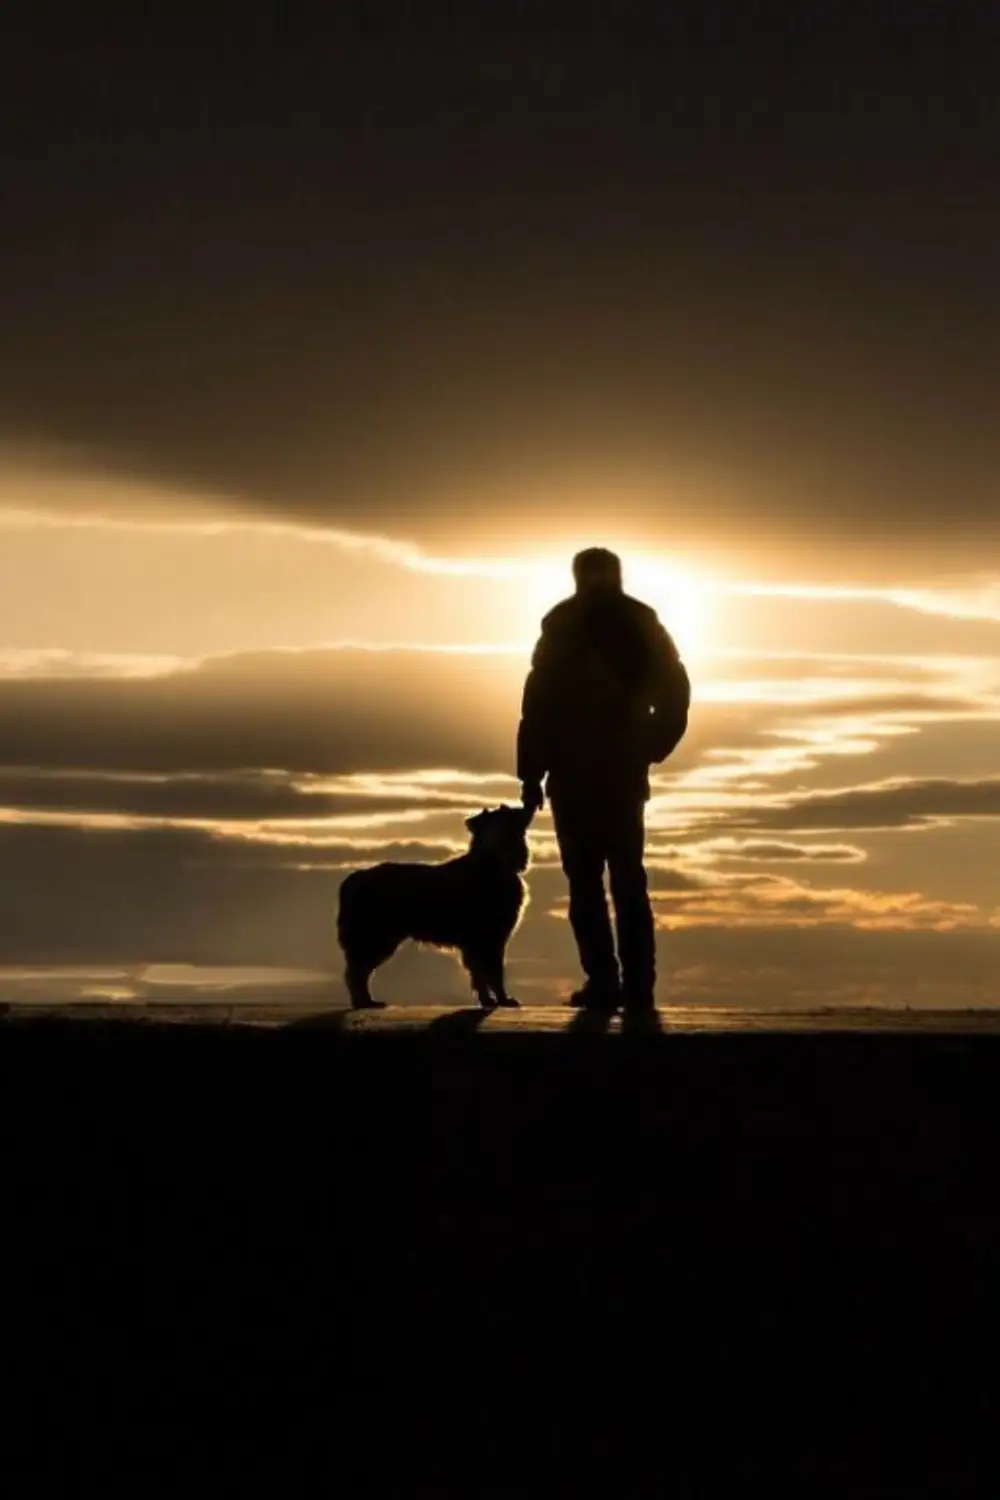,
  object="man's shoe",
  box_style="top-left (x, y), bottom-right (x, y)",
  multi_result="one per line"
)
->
top-left (568, 980), bottom-right (621, 1014)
